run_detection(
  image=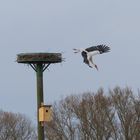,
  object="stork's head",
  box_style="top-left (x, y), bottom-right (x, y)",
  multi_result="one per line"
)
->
top-left (95, 64), bottom-right (99, 71)
top-left (73, 48), bottom-right (80, 53)
top-left (73, 48), bottom-right (85, 53)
